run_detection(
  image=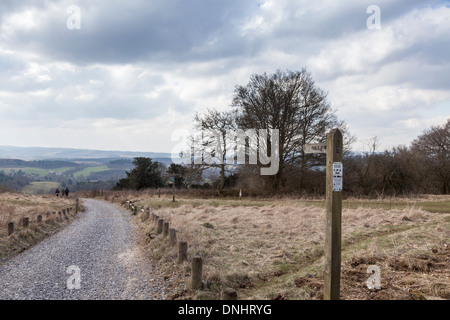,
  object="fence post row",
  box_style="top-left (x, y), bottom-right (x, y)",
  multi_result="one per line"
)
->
top-left (144, 210), bottom-right (213, 295)
top-left (5, 205), bottom-right (73, 235)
